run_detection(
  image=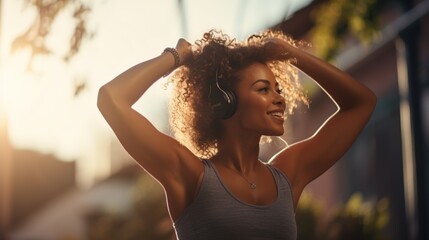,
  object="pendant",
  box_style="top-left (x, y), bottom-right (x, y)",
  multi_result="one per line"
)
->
top-left (250, 183), bottom-right (257, 190)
